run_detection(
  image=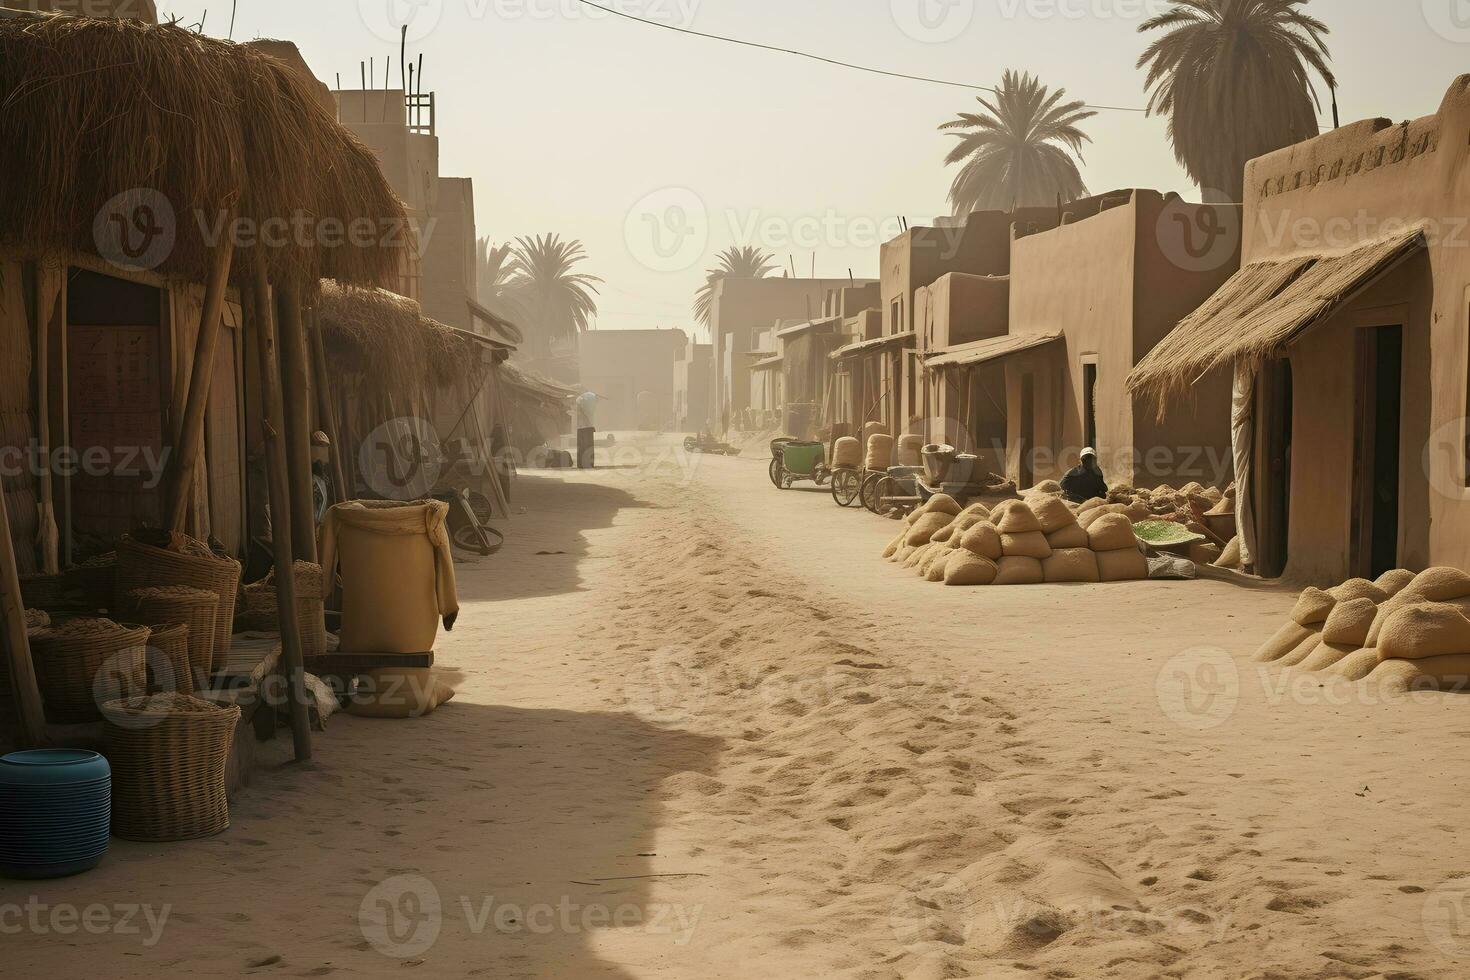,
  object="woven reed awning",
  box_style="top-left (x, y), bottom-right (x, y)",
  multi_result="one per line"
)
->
top-left (776, 316), bottom-right (842, 340)
top-left (830, 332), bottom-right (916, 360)
top-left (751, 356), bottom-right (784, 371)
top-left (925, 331), bottom-right (1063, 370)
top-left (467, 299), bottom-right (525, 351)
top-left (1128, 230), bottom-right (1427, 404)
